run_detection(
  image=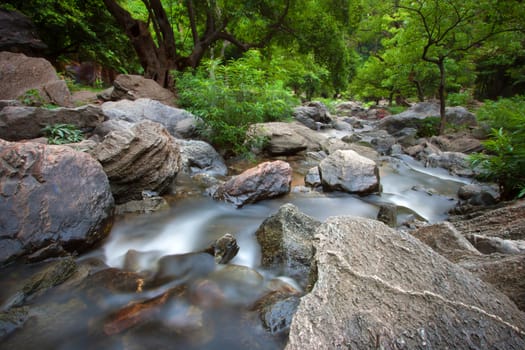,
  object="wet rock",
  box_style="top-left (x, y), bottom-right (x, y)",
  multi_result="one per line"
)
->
top-left (392, 127), bottom-right (418, 147)
top-left (377, 204), bottom-right (397, 227)
top-left (304, 167), bottom-right (321, 188)
top-left (0, 52), bottom-right (71, 107)
top-left (426, 151), bottom-right (475, 177)
top-left (115, 196), bottom-right (169, 215)
top-left (154, 253), bottom-right (216, 286)
top-left (318, 150), bottom-right (380, 194)
top-left (213, 160), bottom-right (292, 207)
top-left (255, 204), bottom-right (321, 291)
top-left (0, 104), bottom-right (106, 141)
top-left (0, 140), bottom-right (114, 265)
top-left (101, 98), bottom-right (199, 138)
top-left (286, 216), bottom-right (525, 350)
top-left (0, 306), bottom-right (30, 339)
top-left (90, 120), bottom-right (180, 204)
top-left (293, 101), bottom-right (333, 130)
top-left (110, 75), bottom-right (176, 106)
top-left (178, 140), bottom-right (227, 176)
top-left (456, 183), bottom-right (499, 209)
top-left (209, 265), bottom-right (265, 305)
top-left (202, 233), bottom-right (240, 264)
top-left (253, 291), bottom-right (300, 335)
top-left (0, 9), bottom-right (47, 55)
